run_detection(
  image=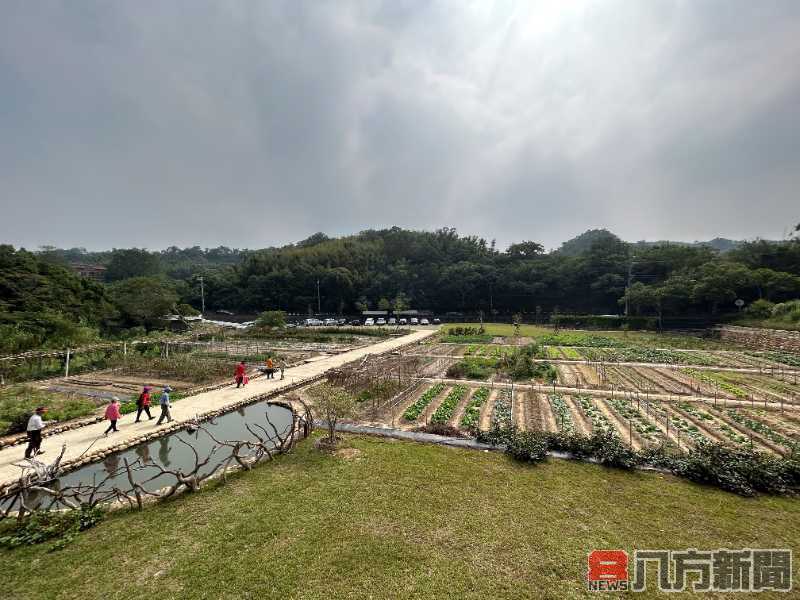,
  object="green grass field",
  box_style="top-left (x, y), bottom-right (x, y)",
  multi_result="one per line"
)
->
top-left (441, 323), bottom-right (731, 349)
top-left (3, 435), bottom-right (798, 599)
